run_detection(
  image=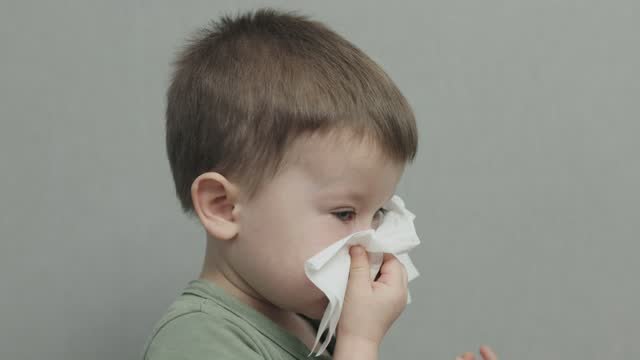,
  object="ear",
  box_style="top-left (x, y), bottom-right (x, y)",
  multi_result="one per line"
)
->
top-left (191, 172), bottom-right (241, 241)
